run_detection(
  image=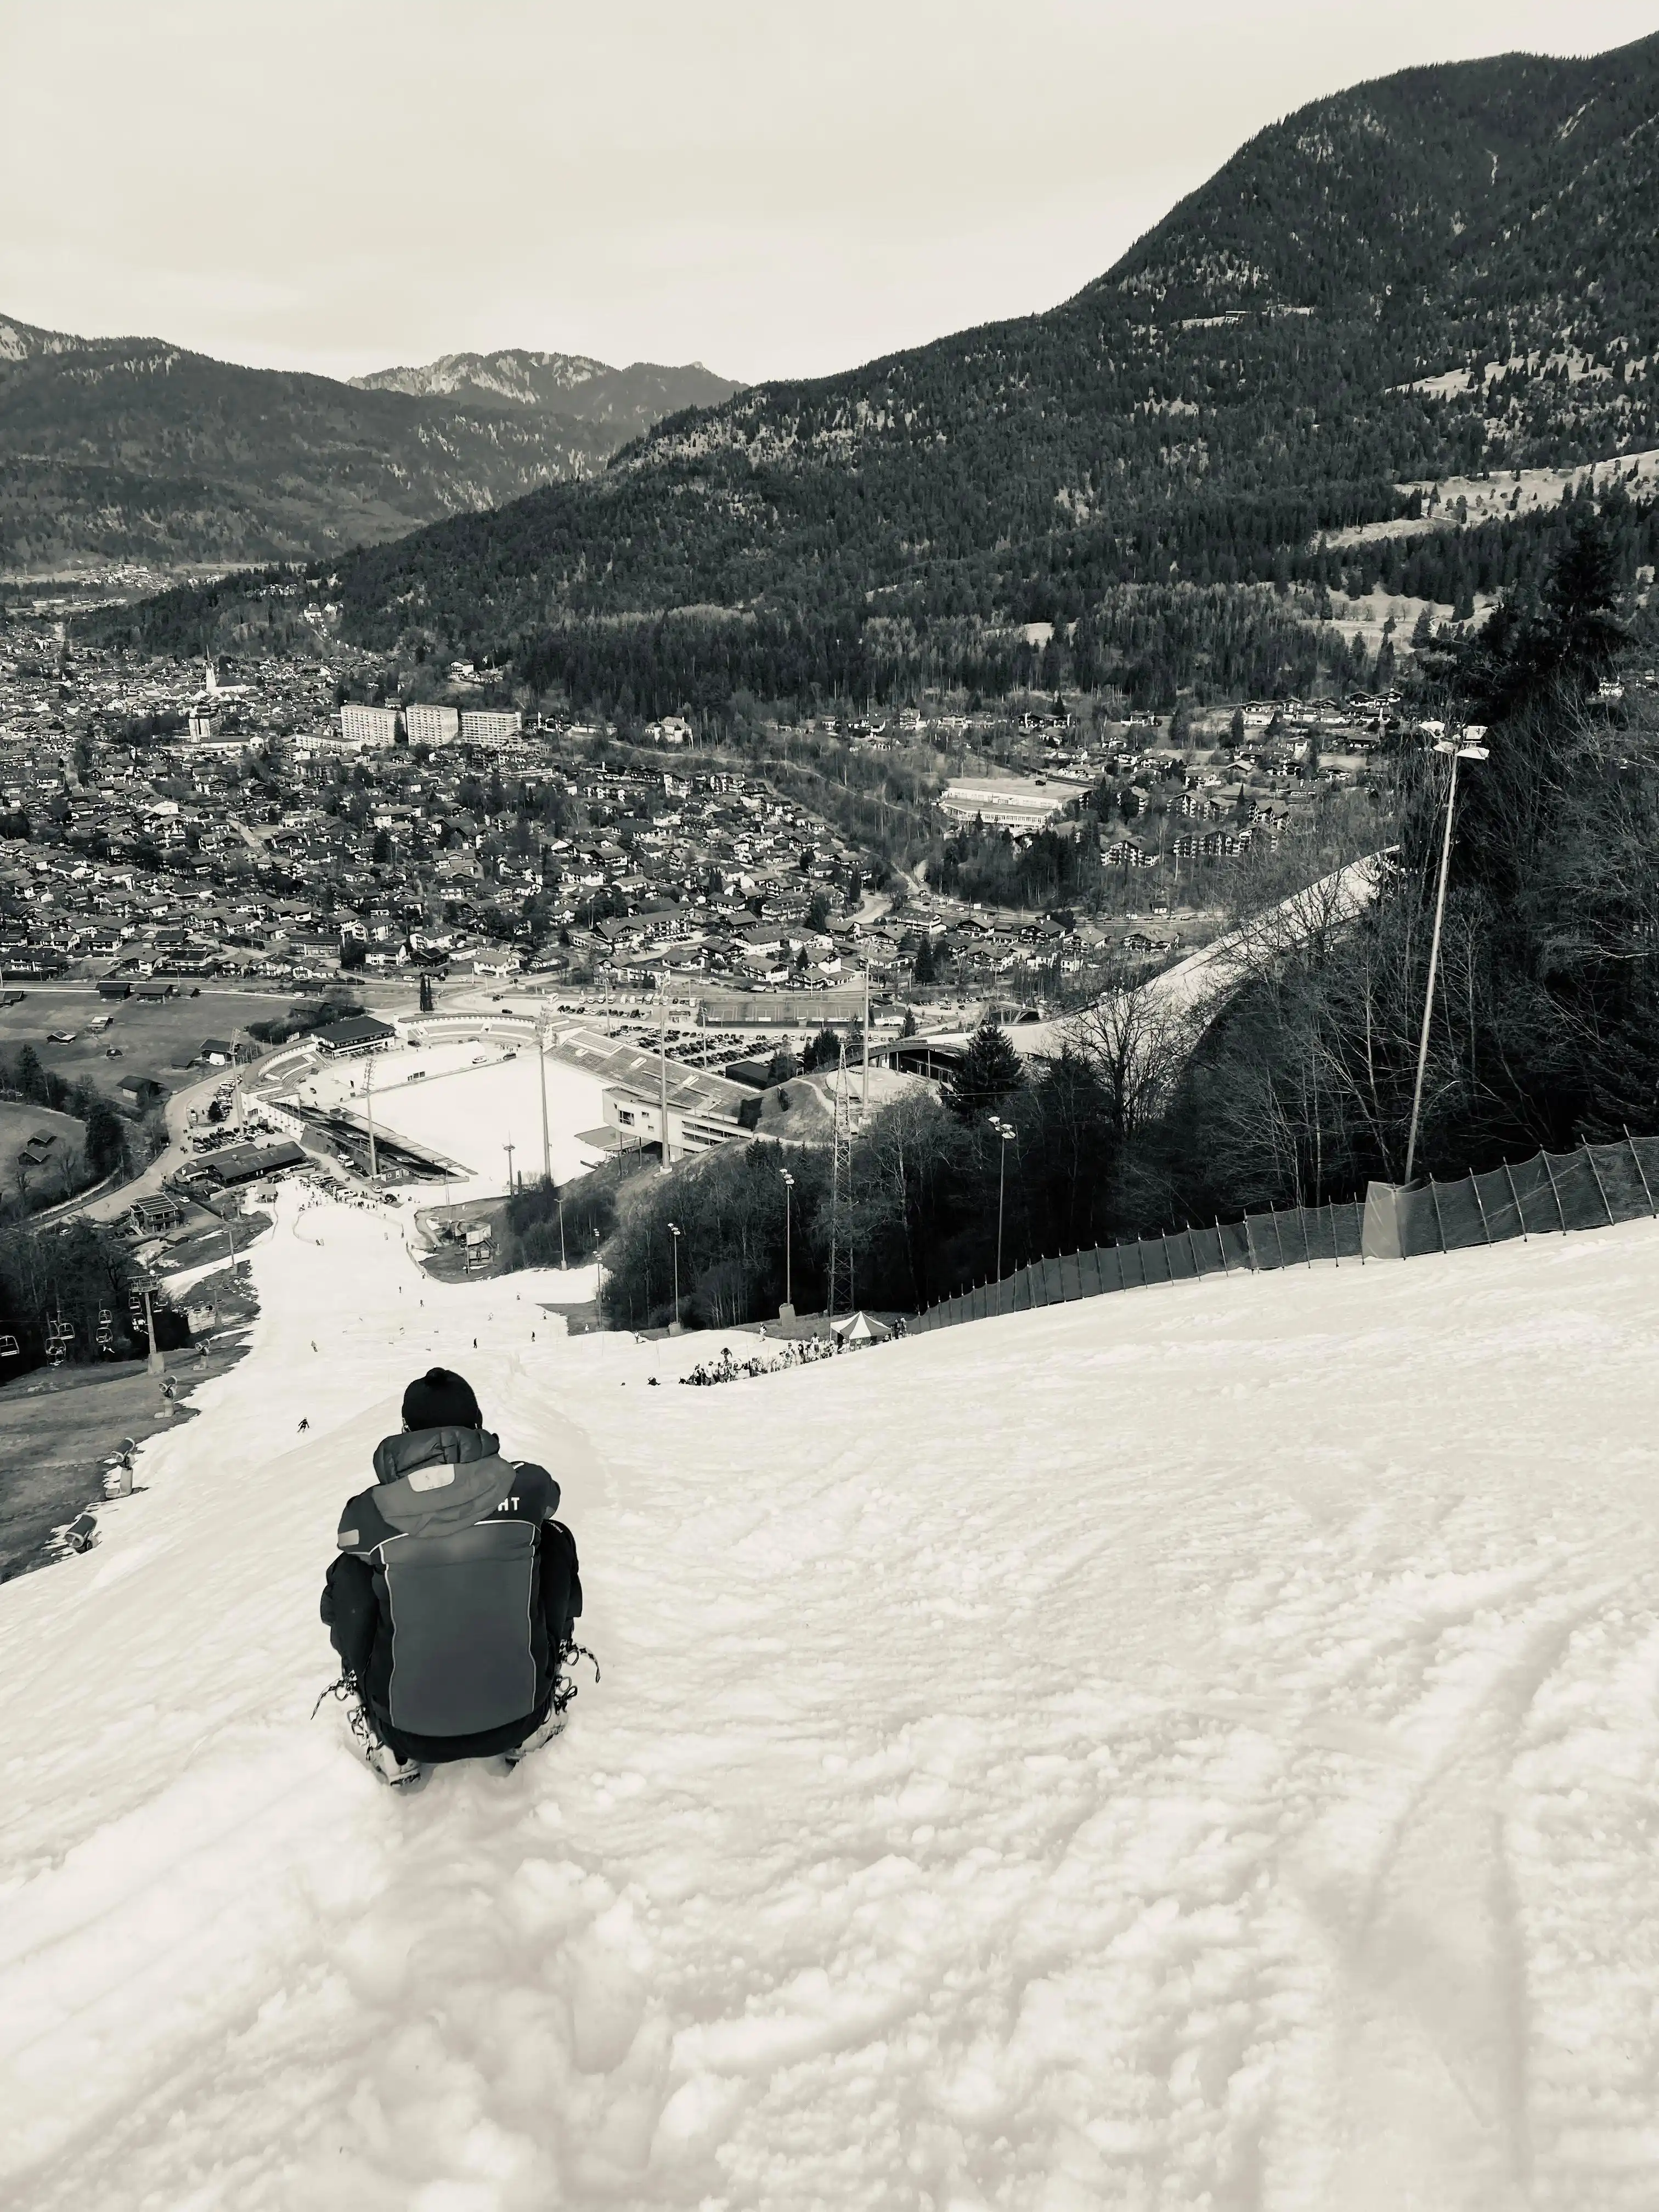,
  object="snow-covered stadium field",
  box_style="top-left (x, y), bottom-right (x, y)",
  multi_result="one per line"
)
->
top-left (3, 1185), bottom-right (1659, 2207)
top-left (292, 1037), bottom-right (610, 1194)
